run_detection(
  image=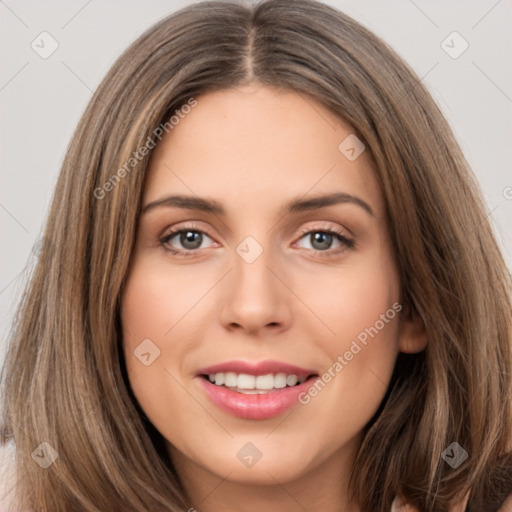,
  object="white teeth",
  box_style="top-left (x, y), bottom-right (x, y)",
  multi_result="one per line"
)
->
top-left (237, 374), bottom-right (256, 389)
top-left (274, 373), bottom-right (287, 389)
top-left (224, 372), bottom-right (237, 387)
top-left (255, 374), bottom-right (274, 389)
top-left (235, 388), bottom-right (271, 395)
top-left (286, 375), bottom-right (298, 386)
top-left (206, 372), bottom-right (308, 390)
